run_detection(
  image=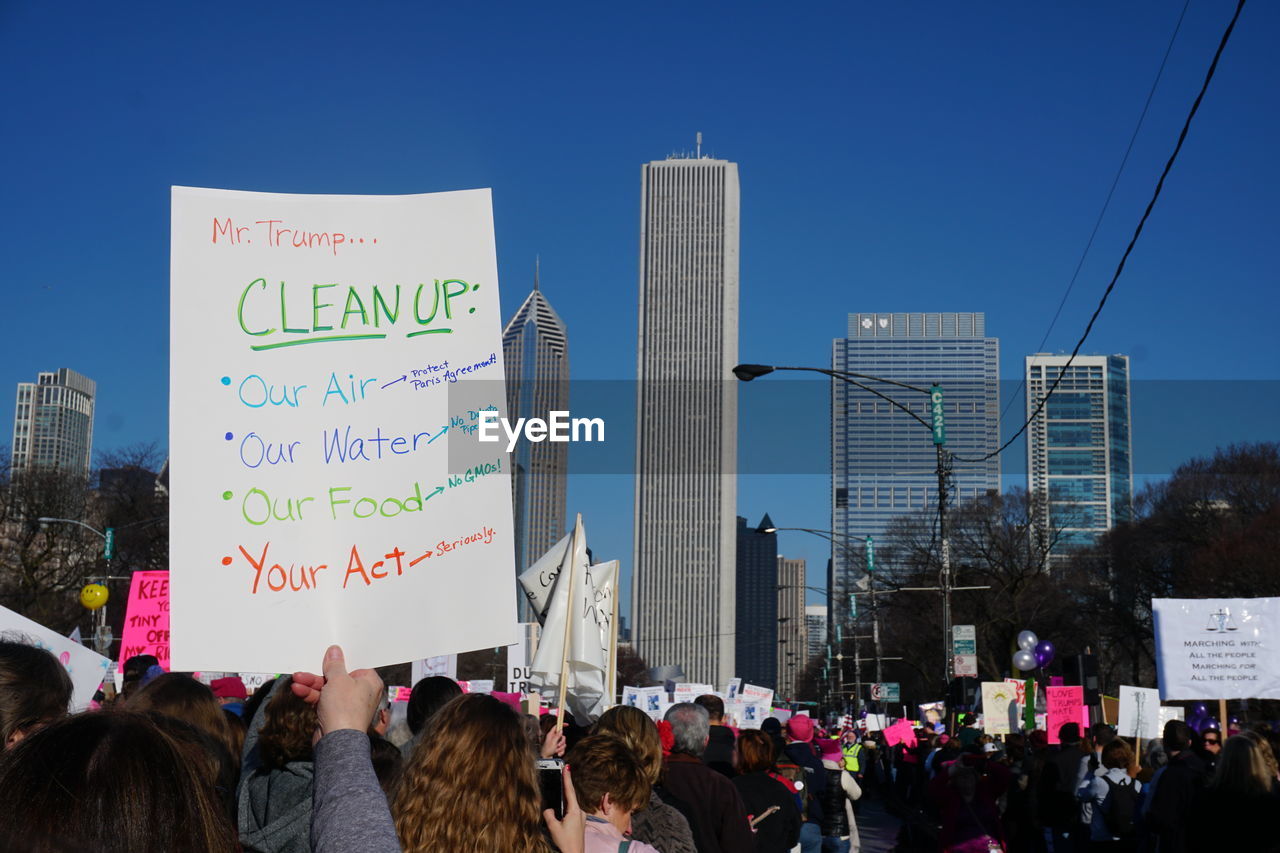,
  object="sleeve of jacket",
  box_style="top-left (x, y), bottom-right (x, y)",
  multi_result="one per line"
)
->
top-left (310, 729), bottom-right (401, 853)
